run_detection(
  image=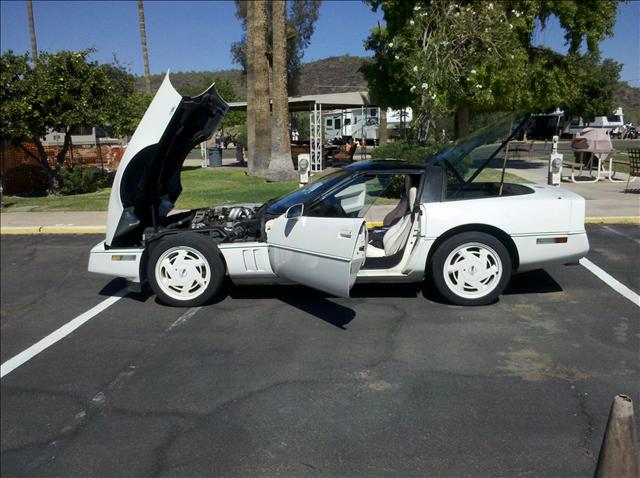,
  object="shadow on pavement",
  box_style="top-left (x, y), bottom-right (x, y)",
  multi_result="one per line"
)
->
top-left (504, 269), bottom-right (563, 295)
top-left (229, 285), bottom-right (356, 329)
